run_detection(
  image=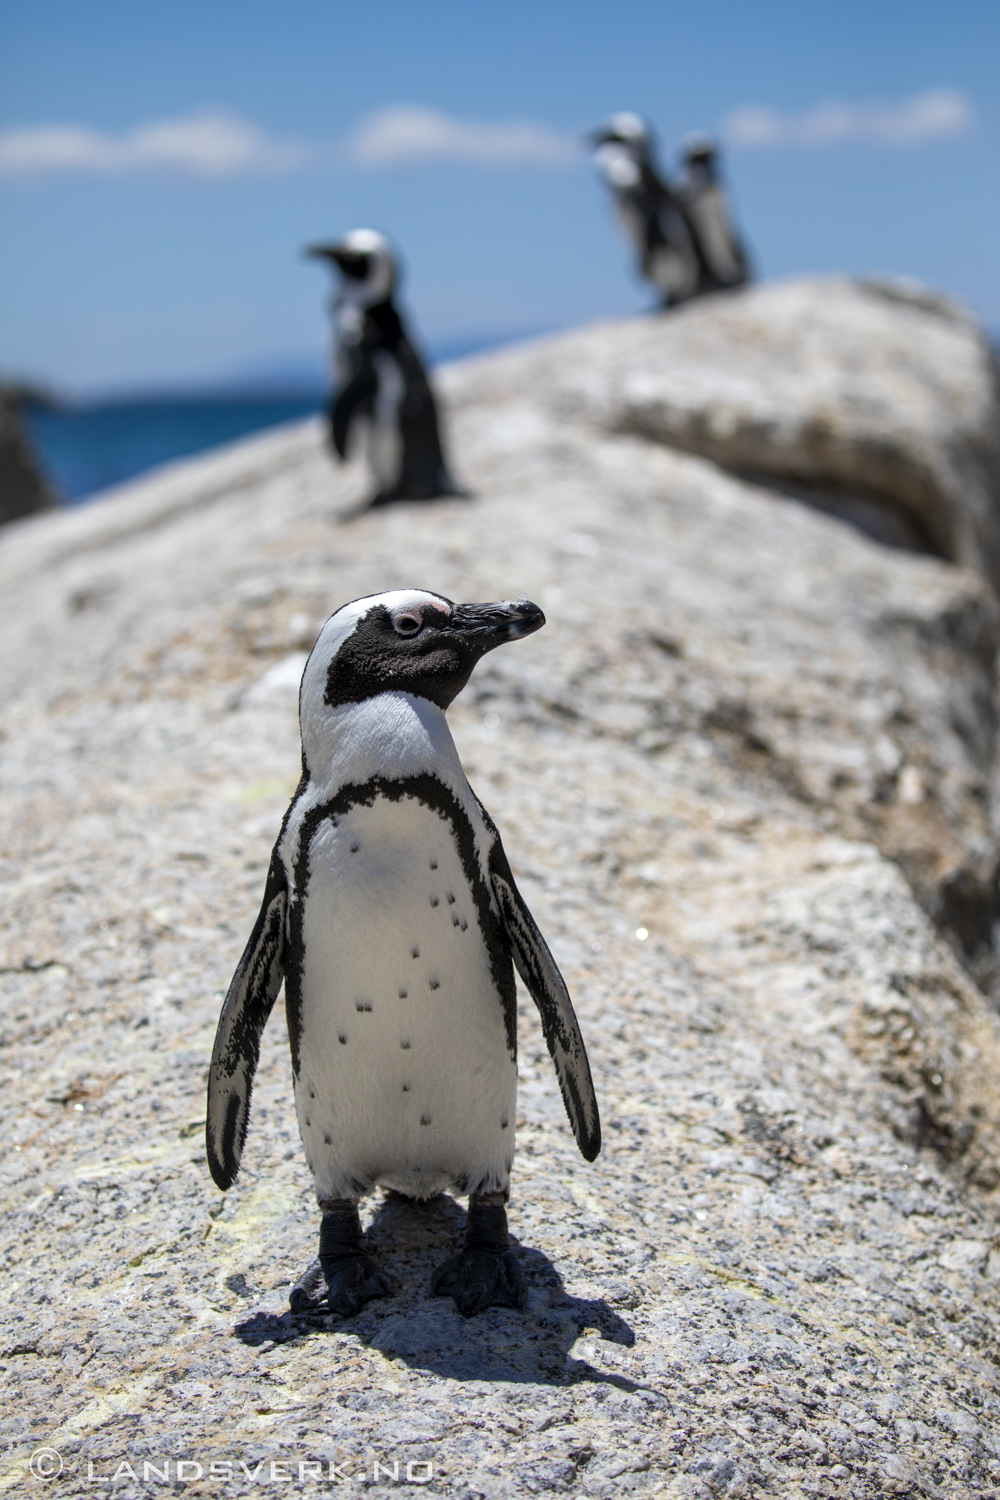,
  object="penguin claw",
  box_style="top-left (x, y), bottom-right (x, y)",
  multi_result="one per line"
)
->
top-left (430, 1246), bottom-right (527, 1317)
top-left (289, 1259), bottom-right (327, 1313)
top-left (322, 1254), bottom-right (393, 1317)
